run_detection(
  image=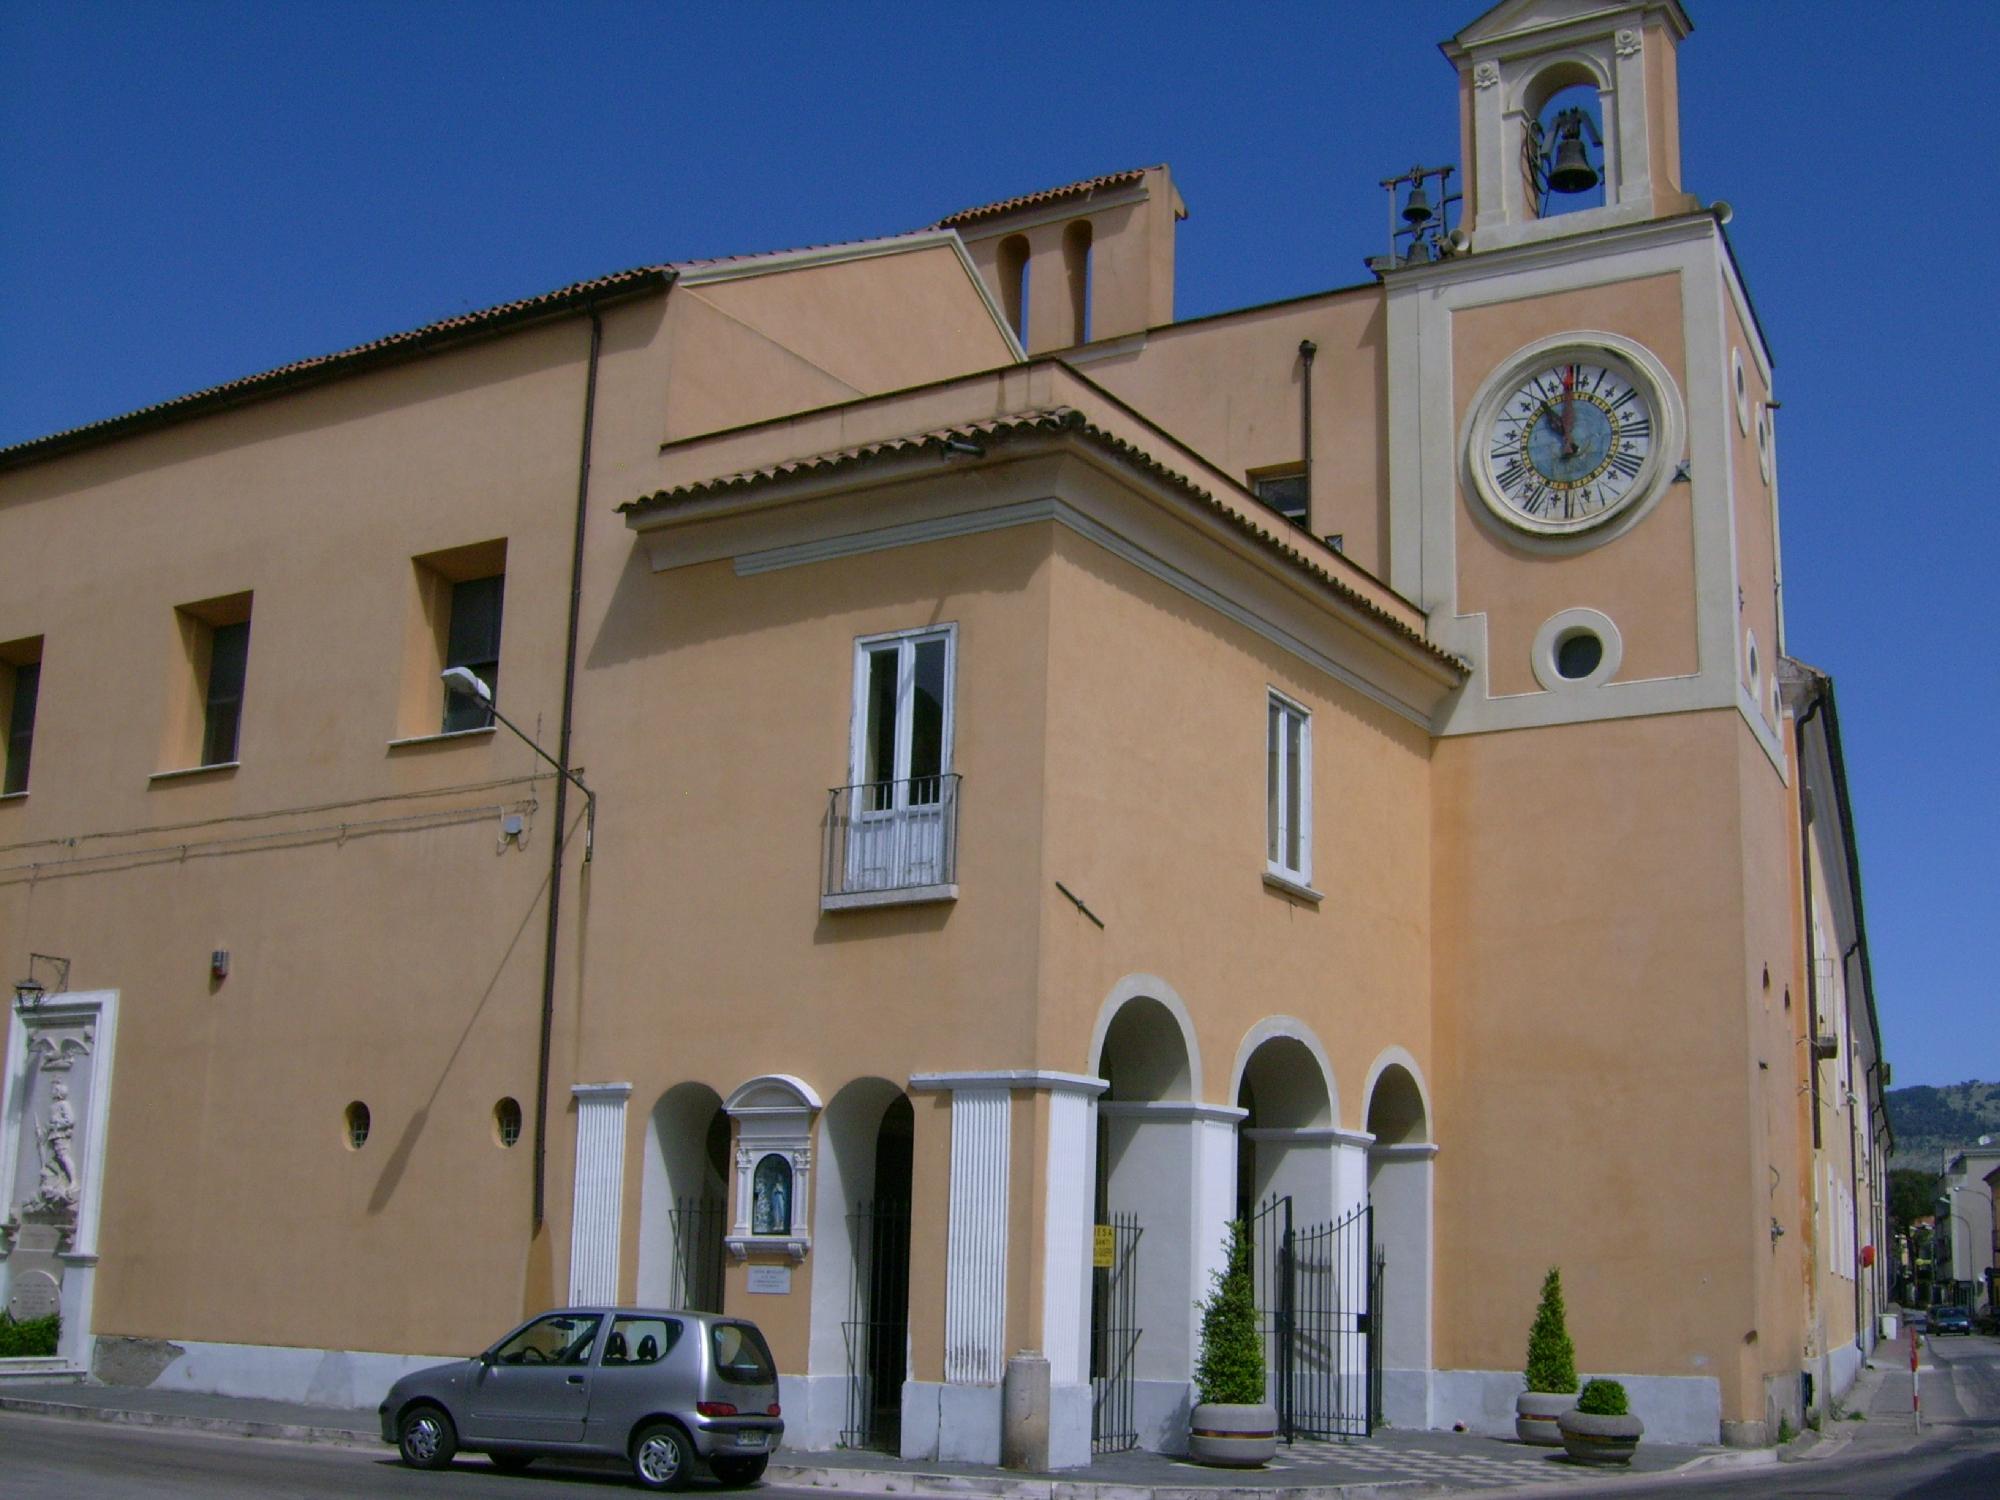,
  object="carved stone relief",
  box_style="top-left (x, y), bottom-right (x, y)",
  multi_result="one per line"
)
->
top-left (1474, 61), bottom-right (1501, 90)
top-left (1615, 28), bottom-right (1641, 57)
